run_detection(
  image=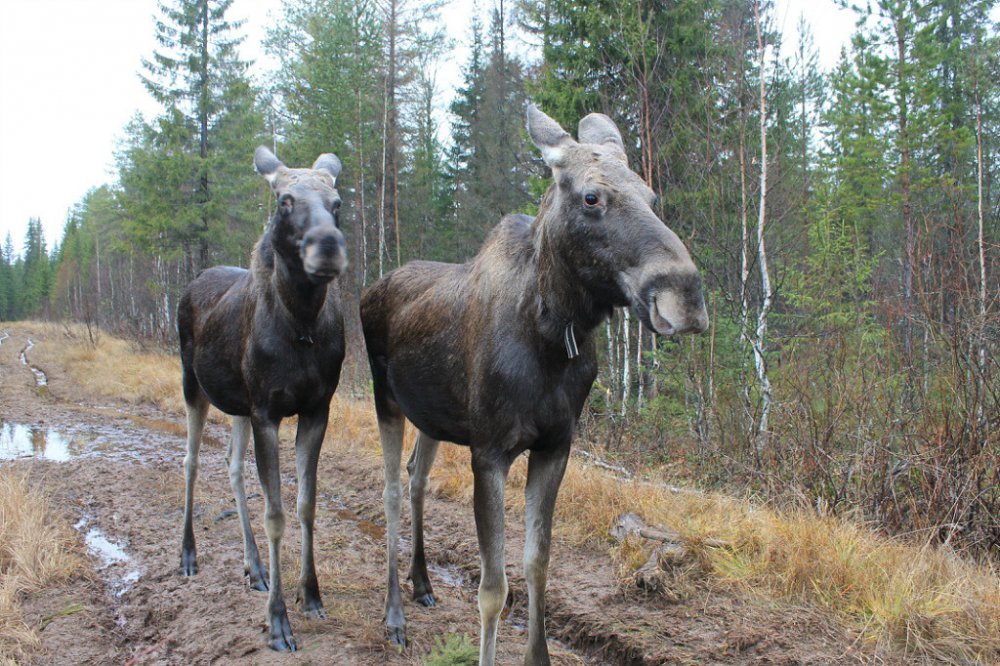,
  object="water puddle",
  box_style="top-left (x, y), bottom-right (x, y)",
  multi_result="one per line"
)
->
top-left (19, 339), bottom-right (48, 386)
top-left (0, 419), bottom-right (180, 466)
top-left (74, 515), bottom-right (142, 604)
top-left (0, 422), bottom-right (81, 461)
top-left (428, 562), bottom-right (465, 588)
